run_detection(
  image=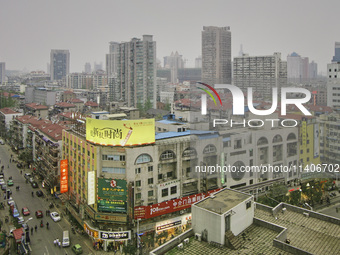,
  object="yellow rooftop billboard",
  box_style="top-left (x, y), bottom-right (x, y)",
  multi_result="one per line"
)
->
top-left (86, 118), bottom-right (155, 146)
